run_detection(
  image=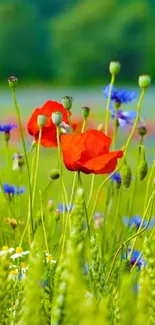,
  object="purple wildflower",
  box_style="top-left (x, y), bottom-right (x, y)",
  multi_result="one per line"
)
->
top-left (2, 183), bottom-right (25, 196)
top-left (127, 248), bottom-right (146, 270)
top-left (58, 203), bottom-right (74, 213)
top-left (0, 124), bottom-right (17, 133)
top-left (103, 84), bottom-right (137, 105)
top-left (123, 215), bottom-right (155, 230)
